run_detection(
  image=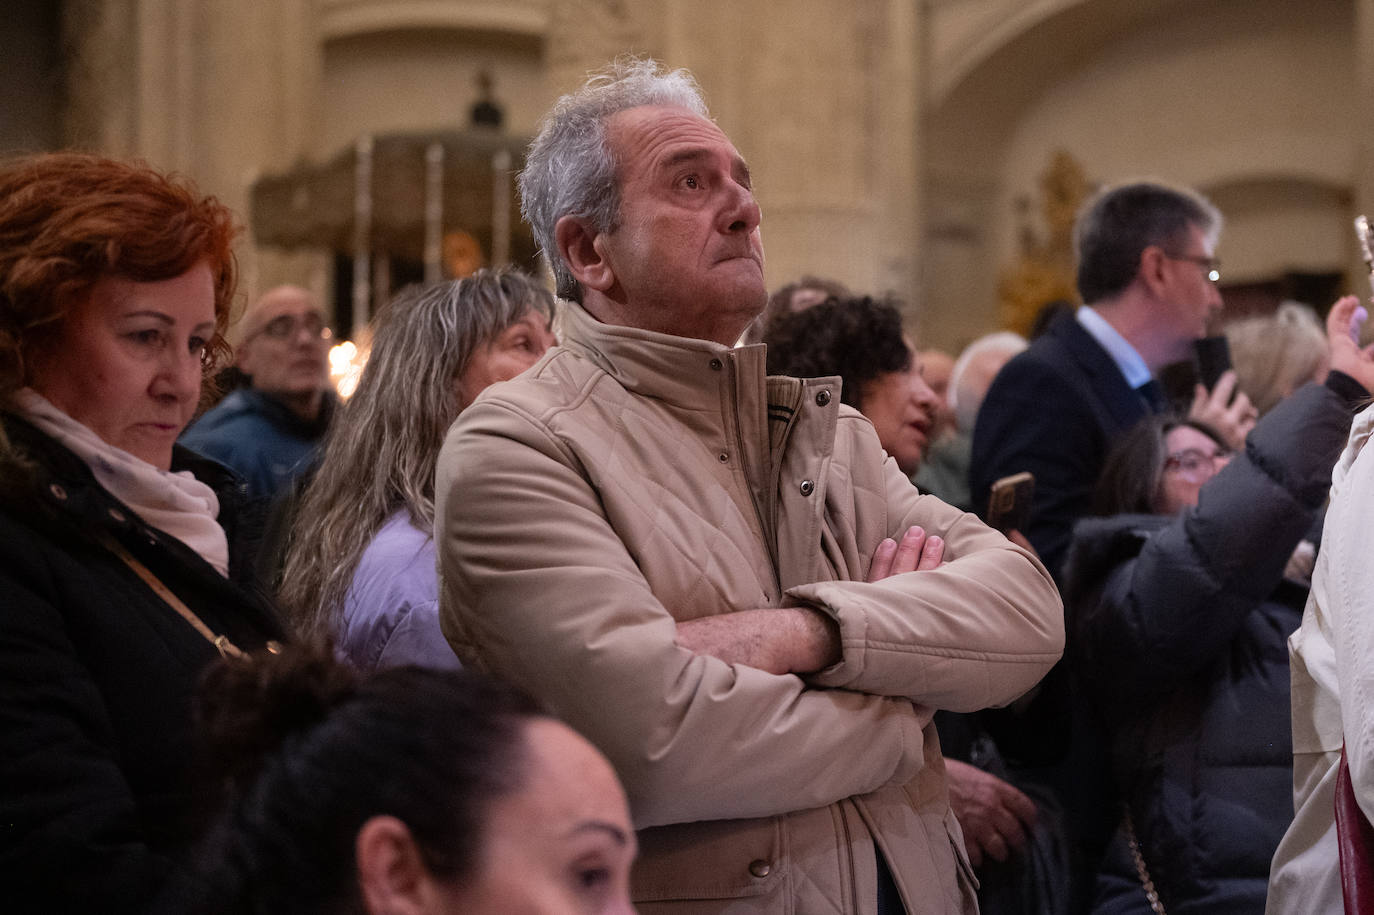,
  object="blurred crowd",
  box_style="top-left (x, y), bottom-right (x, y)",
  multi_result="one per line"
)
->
top-left (2, 57), bottom-right (1373, 915)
